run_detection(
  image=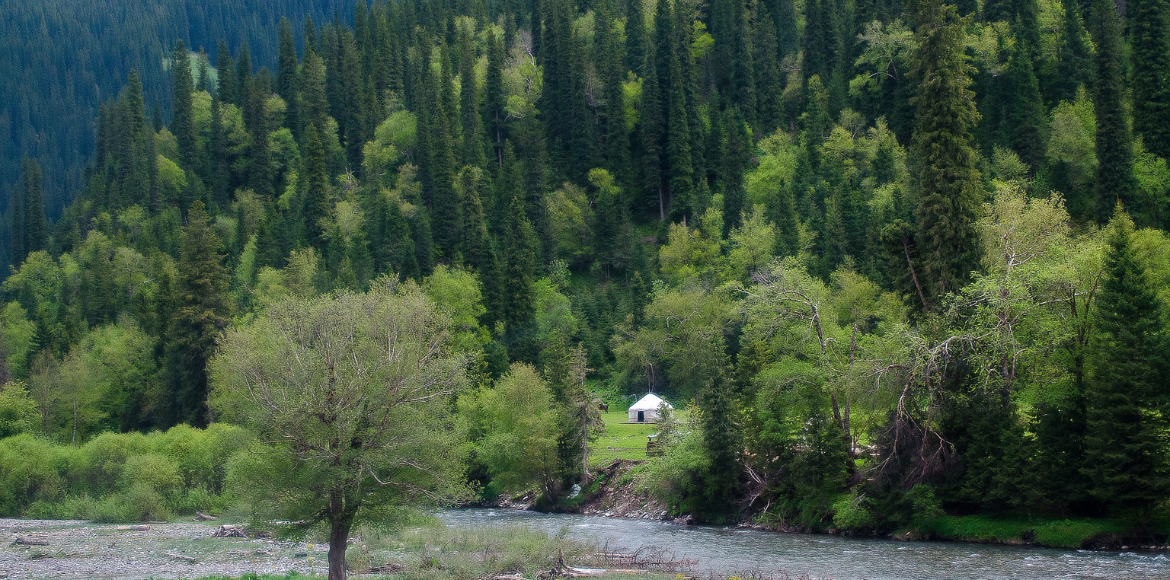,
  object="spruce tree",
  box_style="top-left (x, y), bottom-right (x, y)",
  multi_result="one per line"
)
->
top-left (166, 200), bottom-right (230, 427)
top-left (499, 146), bottom-right (538, 362)
top-left (1004, 39), bottom-right (1045, 170)
top-left (302, 124), bottom-right (331, 248)
top-left (455, 166), bottom-right (489, 269)
top-left (700, 368), bottom-right (741, 517)
top-left (300, 46), bottom-right (329, 135)
top-left (8, 183), bottom-right (24, 273)
top-left (721, 109), bottom-right (750, 237)
top-left (639, 35), bottom-right (666, 221)
top-left (1049, 0), bottom-right (1092, 105)
top-left (626, 0), bottom-right (648, 74)
top-left (19, 157), bottom-right (46, 261)
top-left (1081, 213), bottom-right (1170, 519)
top-left (458, 32), bottom-right (486, 170)
top-left (484, 30), bottom-right (506, 168)
top-left (1130, 0), bottom-right (1170, 160)
top-left (1090, 0), bottom-right (1136, 223)
top-left (911, 0), bottom-right (983, 303)
top-left (171, 40), bottom-right (198, 172)
top-left (277, 17), bottom-right (300, 136)
top-left (215, 41), bottom-right (236, 104)
top-left (598, 5), bottom-right (632, 184)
